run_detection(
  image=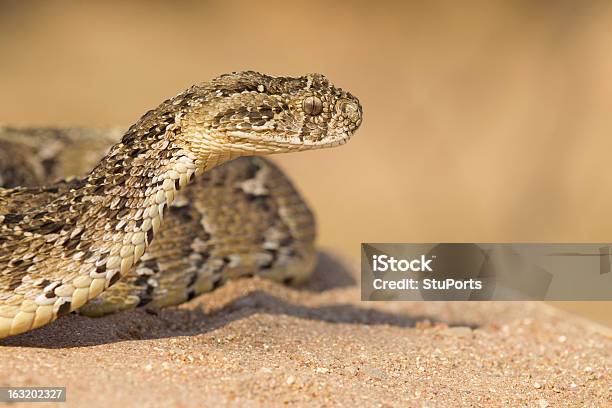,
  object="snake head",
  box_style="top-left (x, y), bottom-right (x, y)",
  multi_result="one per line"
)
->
top-left (179, 71), bottom-right (362, 157)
